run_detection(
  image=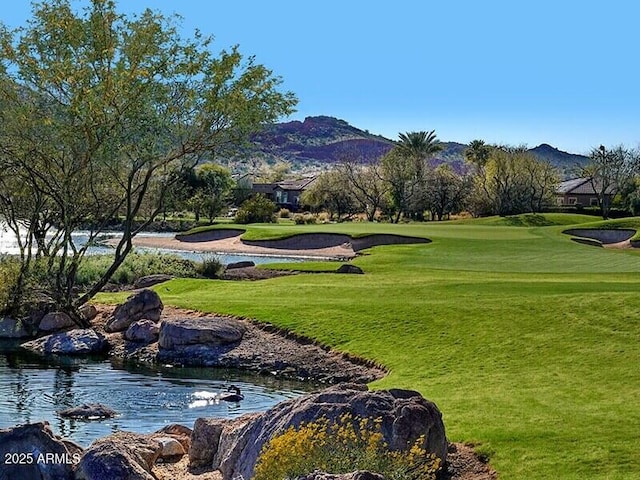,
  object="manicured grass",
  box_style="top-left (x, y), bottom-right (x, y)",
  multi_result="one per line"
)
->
top-left (98, 214), bottom-right (640, 479)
